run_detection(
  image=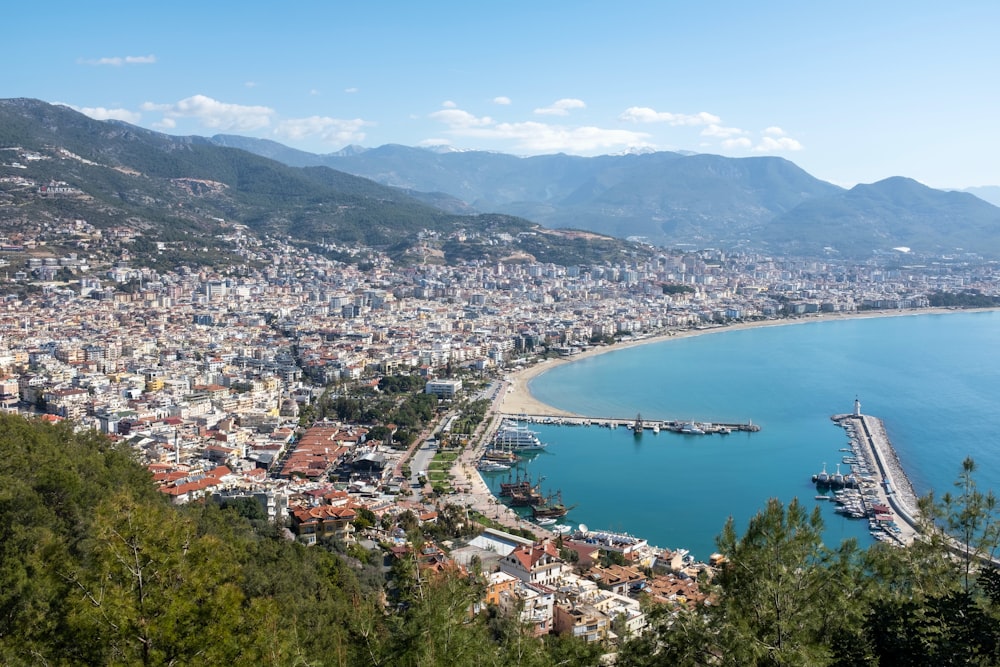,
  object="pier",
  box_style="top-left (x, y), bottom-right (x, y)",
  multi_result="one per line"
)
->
top-left (498, 412), bottom-right (760, 435)
top-left (828, 409), bottom-right (920, 545)
top-left (826, 406), bottom-right (1000, 566)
